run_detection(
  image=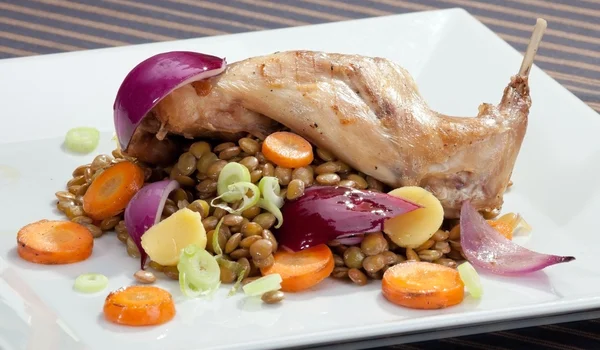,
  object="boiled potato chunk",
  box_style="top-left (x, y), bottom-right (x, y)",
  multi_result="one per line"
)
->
top-left (383, 186), bottom-right (444, 248)
top-left (141, 208), bottom-right (207, 266)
